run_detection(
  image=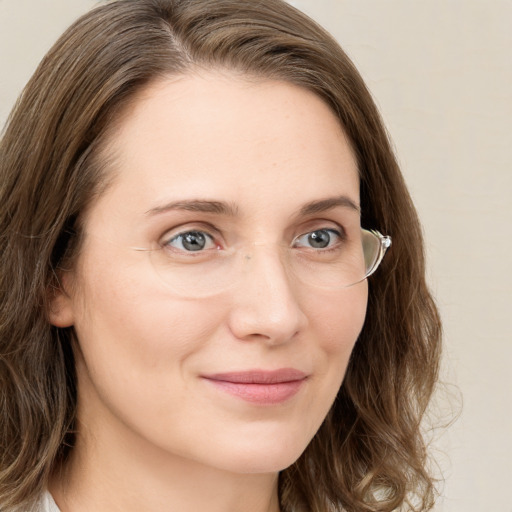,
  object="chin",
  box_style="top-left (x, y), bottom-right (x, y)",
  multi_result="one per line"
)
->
top-left (202, 430), bottom-right (313, 475)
